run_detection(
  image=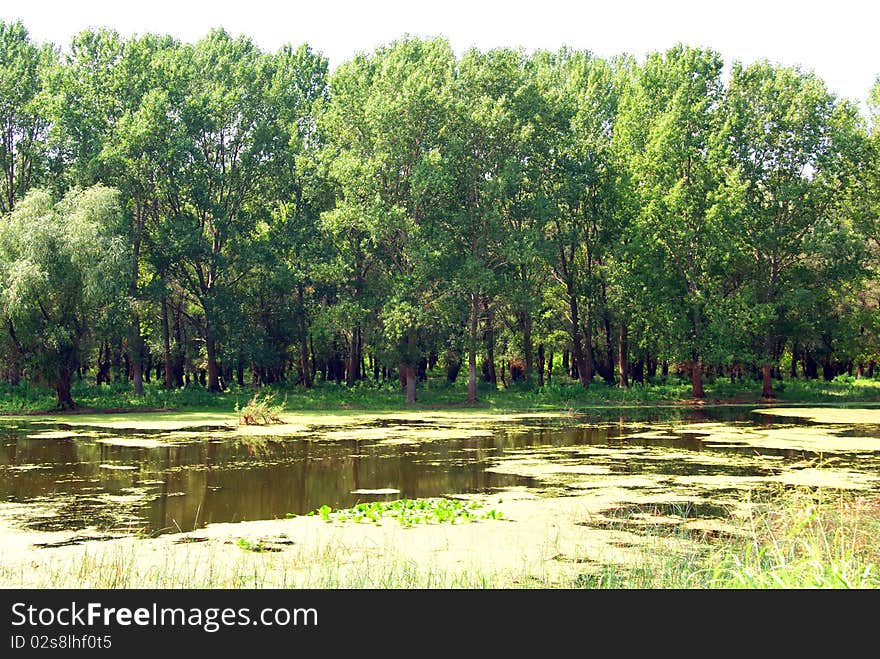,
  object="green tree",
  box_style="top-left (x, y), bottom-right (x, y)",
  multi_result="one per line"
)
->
top-left (536, 50), bottom-right (624, 387)
top-left (0, 20), bottom-right (53, 214)
top-left (157, 29), bottom-right (277, 391)
top-left (722, 61), bottom-right (868, 397)
top-left (616, 45), bottom-right (729, 398)
top-left (322, 37), bottom-right (455, 403)
top-left (0, 186), bottom-right (127, 408)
